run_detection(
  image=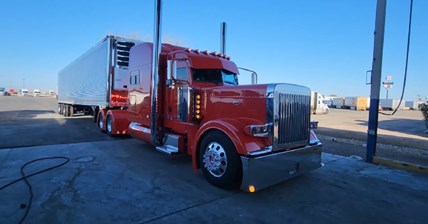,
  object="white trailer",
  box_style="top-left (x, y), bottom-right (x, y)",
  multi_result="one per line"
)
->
top-left (344, 96), bottom-right (368, 110)
top-left (405, 101), bottom-right (423, 110)
top-left (58, 35), bottom-right (140, 117)
top-left (331, 97), bottom-right (345, 108)
top-left (380, 99), bottom-right (405, 111)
